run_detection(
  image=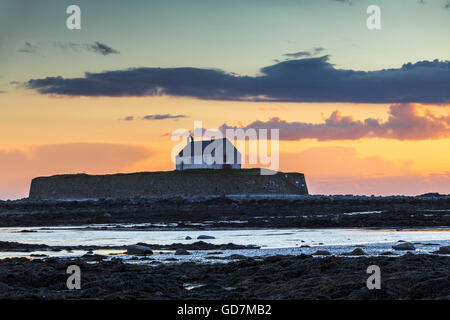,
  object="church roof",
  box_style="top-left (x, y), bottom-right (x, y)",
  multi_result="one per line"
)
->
top-left (178, 137), bottom-right (238, 158)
